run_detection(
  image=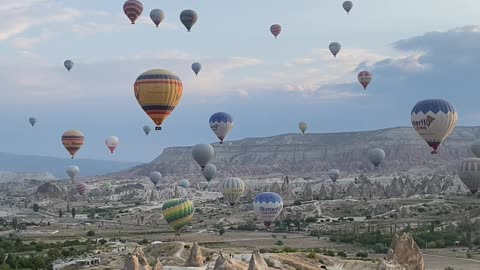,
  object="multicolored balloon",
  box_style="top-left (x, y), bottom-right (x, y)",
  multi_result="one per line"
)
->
top-left (134, 69), bottom-right (183, 130)
top-left (202, 164), bottom-right (217, 182)
top-left (66, 165), bottom-right (79, 182)
top-left (180, 9), bottom-right (198, 32)
top-left (459, 158), bottom-right (480, 194)
top-left (29, 117), bottom-right (37, 127)
top-left (298, 121), bottom-right (308, 134)
top-left (411, 99), bottom-right (458, 154)
top-left (192, 62), bottom-right (202, 76)
top-left (209, 112), bottom-right (233, 144)
top-left (328, 169), bottom-right (340, 183)
top-left (329, 42), bottom-right (341, 58)
top-left (105, 136), bottom-right (120, 154)
top-left (270, 24), bottom-right (281, 39)
top-left (150, 171), bottom-right (162, 185)
top-left (143, 125), bottom-right (151, 135)
top-left (76, 183), bottom-right (88, 195)
top-left (150, 9), bottom-right (165, 27)
top-left (471, 139), bottom-right (480, 158)
top-left (368, 148), bottom-right (385, 167)
top-left (162, 198), bottom-right (194, 233)
top-left (253, 192), bottom-right (283, 228)
top-left (178, 179), bottom-right (190, 188)
top-left (220, 177), bottom-right (245, 206)
top-left (192, 144), bottom-right (214, 169)
top-left (357, 71), bottom-right (372, 90)
top-left (343, 1), bottom-right (353, 14)
top-left (61, 130), bottom-right (84, 159)
top-left (64, 60), bottom-right (74, 71)
top-left (123, 0), bottom-right (143, 24)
